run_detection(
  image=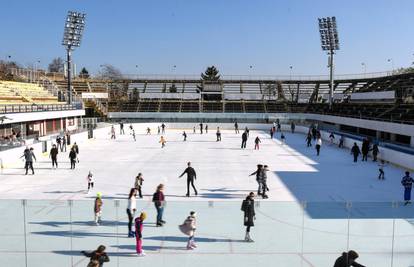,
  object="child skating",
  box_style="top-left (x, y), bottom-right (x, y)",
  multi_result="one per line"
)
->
top-left (132, 129), bottom-right (136, 141)
top-left (134, 173), bottom-right (144, 198)
top-left (94, 192), bottom-right (103, 225)
top-left (254, 136), bottom-right (261, 150)
top-left (87, 171), bottom-right (94, 193)
top-left (159, 136), bottom-right (166, 148)
top-left (135, 212), bottom-right (147, 257)
top-left (378, 160), bottom-right (386, 180)
top-left (179, 211), bottom-right (197, 250)
top-left (183, 131), bottom-right (187, 141)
